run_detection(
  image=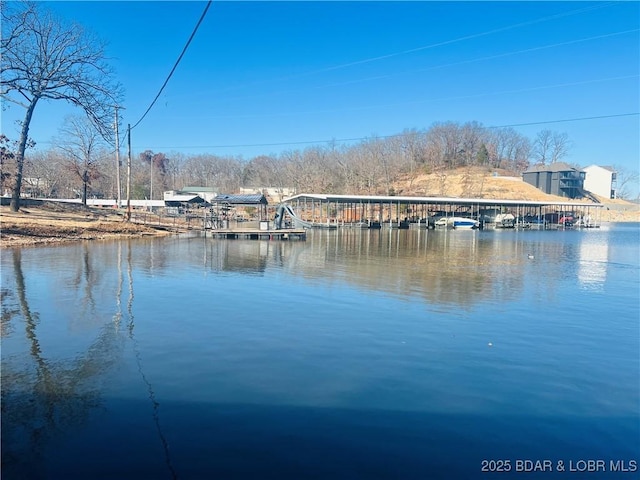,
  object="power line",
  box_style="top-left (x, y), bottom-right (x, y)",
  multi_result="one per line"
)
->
top-left (162, 74), bottom-right (639, 120)
top-left (295, 1), bottom-right (618, 77)
top-left (131, 0), bottom-right (212, 130)
top-left (32, 112), bottom-right (640, 151)
top-left (136, 112), bottom-right (639, 151)
top-left (488, 112), bottom-right (640, 129)
top-left (168, 29), bottom-right (638, 105)
top-left (198, 1), bottom-right (619, 97)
